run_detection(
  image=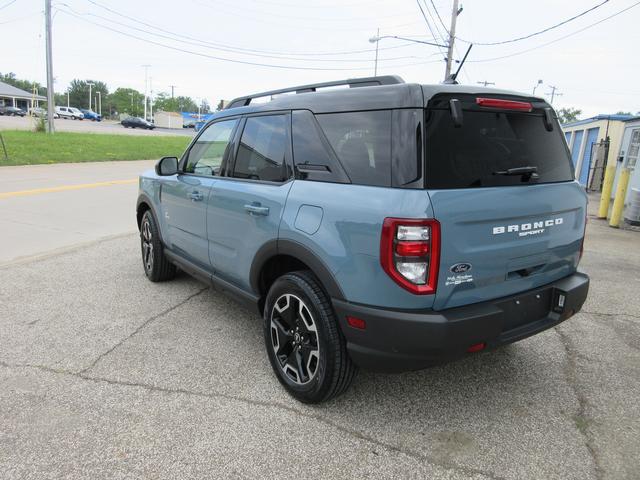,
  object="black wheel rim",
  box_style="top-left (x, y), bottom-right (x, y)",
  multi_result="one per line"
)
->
top-left (141, 218), bottom-right (154, 272)
top-left (270, 294), bottom-right (320, 385)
